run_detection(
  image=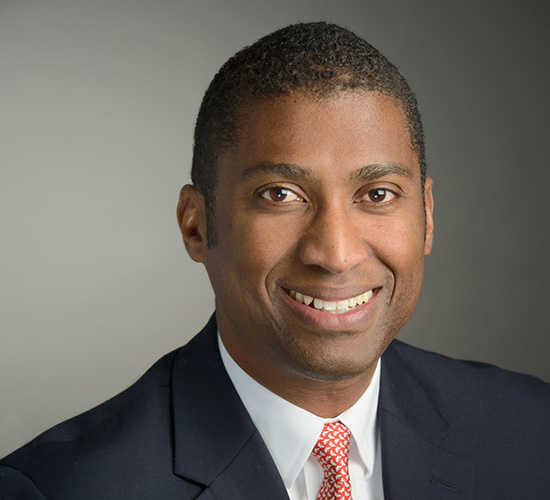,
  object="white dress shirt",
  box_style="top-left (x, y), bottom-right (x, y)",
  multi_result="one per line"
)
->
top-left (219, 335), bottom-right (385, 500)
